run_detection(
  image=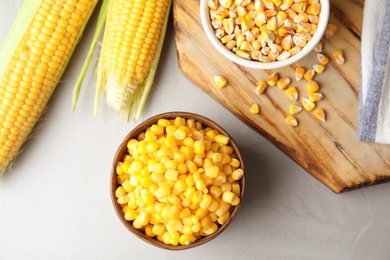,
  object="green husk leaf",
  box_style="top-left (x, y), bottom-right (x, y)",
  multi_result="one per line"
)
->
top-left (71, 0), bottom-right (109, 112)
top-left (130, 0), bottom-right (173, 120)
